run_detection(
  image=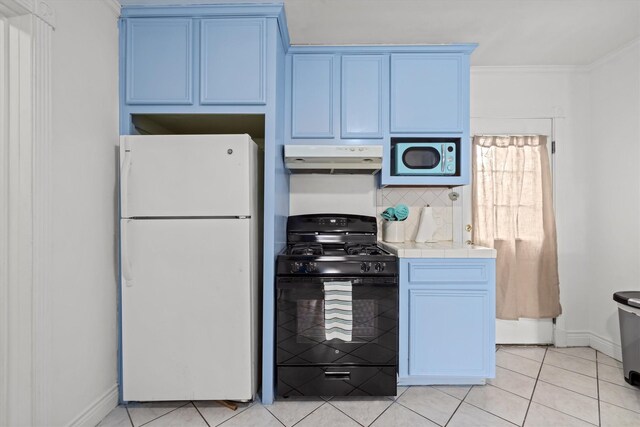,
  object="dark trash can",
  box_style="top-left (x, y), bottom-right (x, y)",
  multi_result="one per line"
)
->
top-left (613, 291), bottom-right (640, 387)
